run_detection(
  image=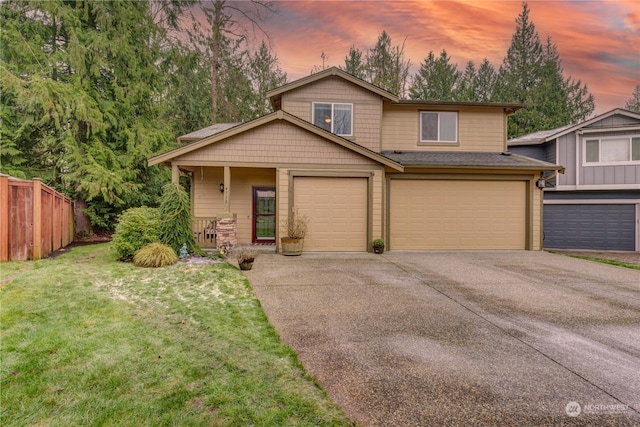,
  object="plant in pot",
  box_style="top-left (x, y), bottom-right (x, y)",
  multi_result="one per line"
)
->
top-left (235, 247), bottom-right (258, 270)
top-left (373, 239), bottom-right (385, 254)
top-left (280, 209), bottom-right (308, 256)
